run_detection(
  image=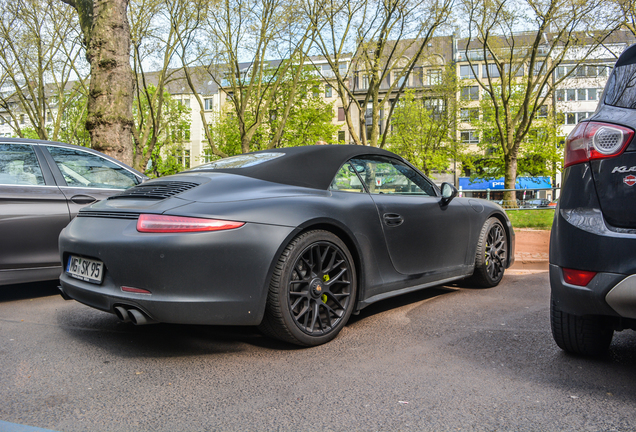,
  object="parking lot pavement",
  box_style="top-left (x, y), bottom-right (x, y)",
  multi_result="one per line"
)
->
top-left (1, 272), bottom-right (636, 432)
